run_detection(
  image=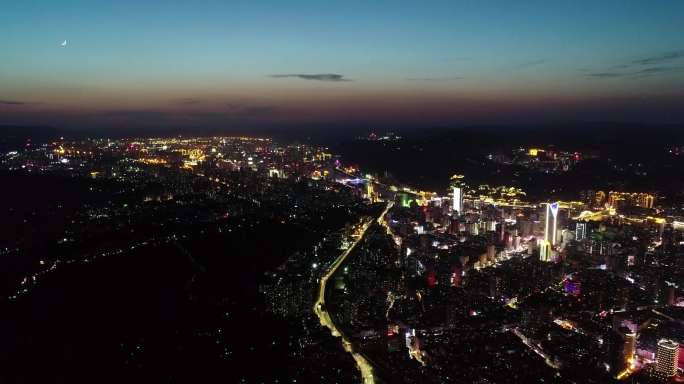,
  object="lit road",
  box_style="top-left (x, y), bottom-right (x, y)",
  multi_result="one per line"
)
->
top-left (512, 328), bottom-right (560, 370)
top-left (314, 201), bottom-right (393, 384)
